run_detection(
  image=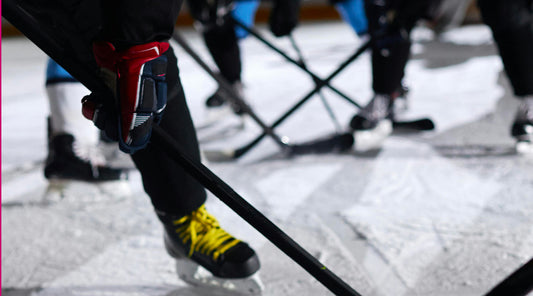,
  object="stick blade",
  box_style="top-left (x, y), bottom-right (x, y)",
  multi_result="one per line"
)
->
top-left (393, 118), bottom-right (435, 131)
top-left (289, 133), bottom-right (354, 155)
